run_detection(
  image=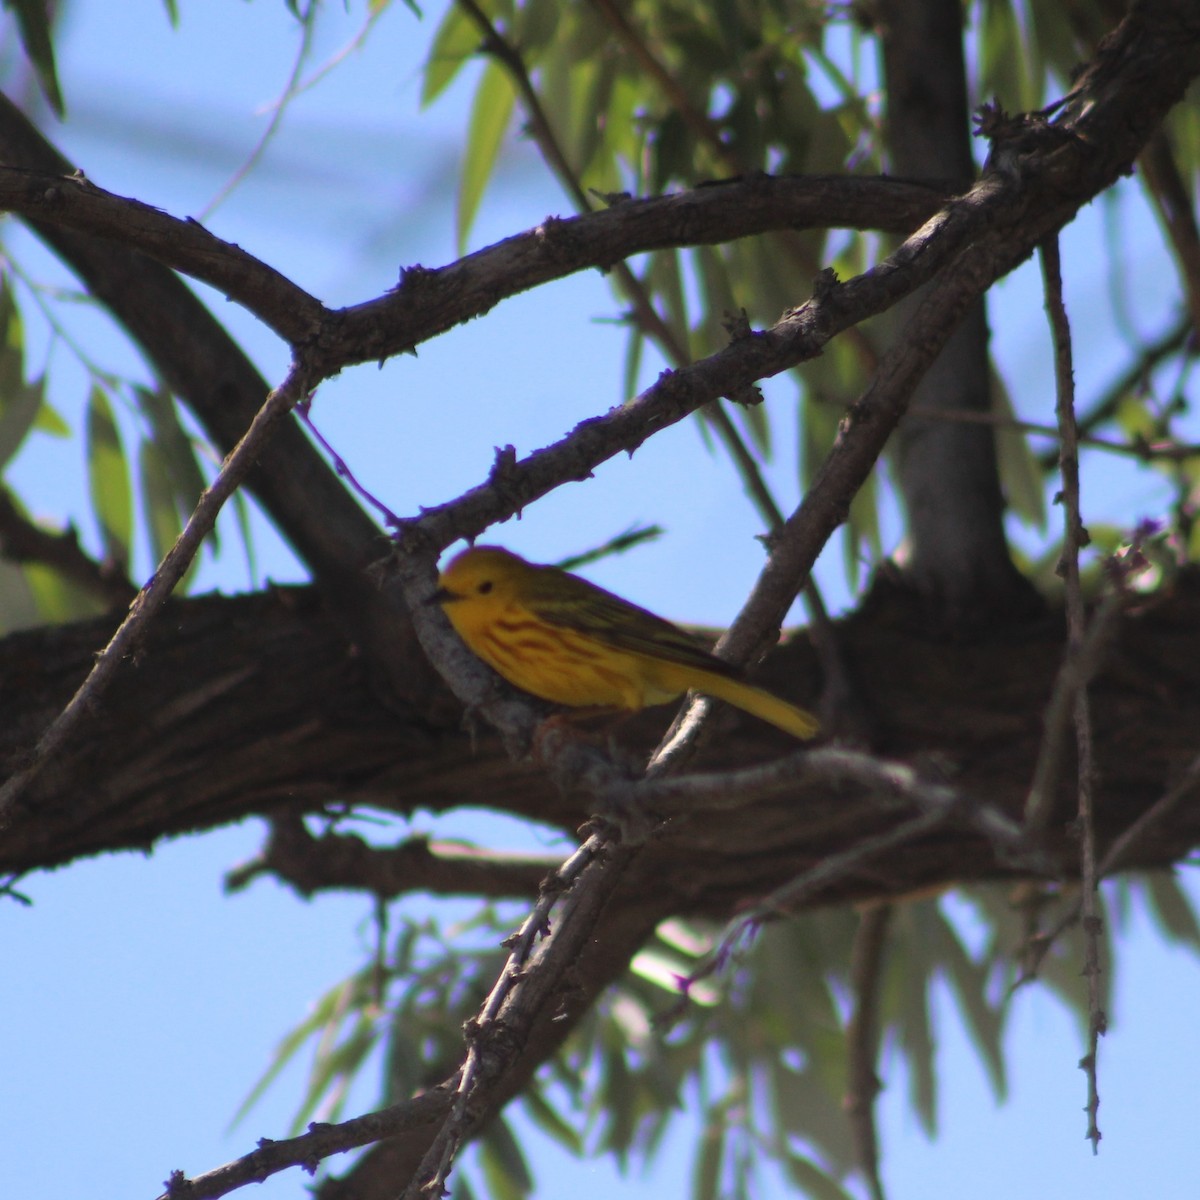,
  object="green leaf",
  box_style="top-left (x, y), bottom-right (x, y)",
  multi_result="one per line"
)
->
top-left (292, 1016), bottom-right (379, 1129)
top-left (422, 2), bottom-right (480, 106)
top-left (0, 556), bottom-right (39, 632)
top-left (138, 439), bottom-right (183, 568)
top-left (457, 59), bottom-right (516, 251)
top-left (5, 0), bottom-right (64, 115)
top-left (20, 558), bottom-right (105, 625)
top-left (621, 325), bottom-right (644, 401)
top-left (134, 386), bottom-right (212, 548)
top-left (929, 904), bottom-right (1007, 1101)
top-left (478, 1116), bottom-right (532, 1200)
top-left (782, 1153), bottom-right (856, 1200)
top-left (1141, 871), bottom-right (1200, 949)
top-left (231, 489), bottom-right (257, 585)
top-left (890, 904), bottom-right (938, 1135)
top-left (33, 398), bottom-right (69, 437)
top-left (520, 1089), bottom-right (582, 1156)
top-left (979, 0), bottom-right (1037, 111)
top-left (450, 1174), bottom-right (477, 1200)
top-left (692, 1112), bottom-right (724, 1200)
top-left (0, 372), bottom-right (45, 469)
top-left (85, 385), bottom-right (132, 566)
top-left (230, 973), bottom-right (368, 1130)
top-left (991, 366), bottom-right (1045, 528)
